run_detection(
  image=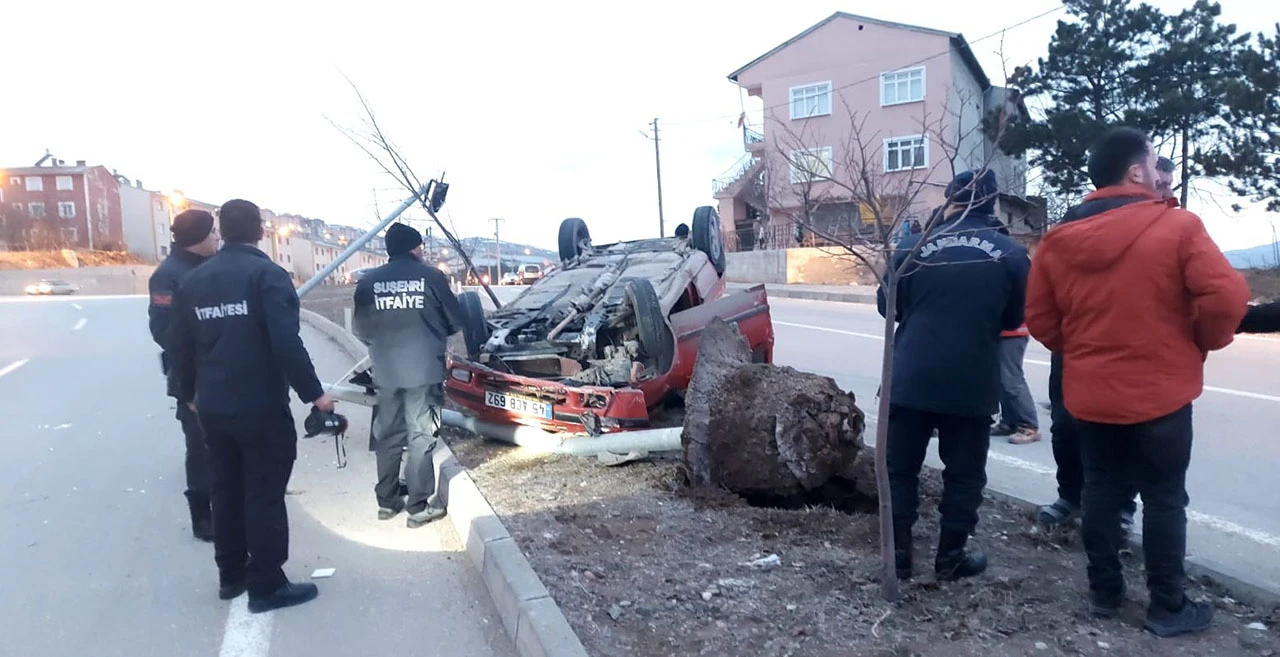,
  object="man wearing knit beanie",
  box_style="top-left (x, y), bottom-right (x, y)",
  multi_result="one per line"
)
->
top-left (147, 209), bottom-right (220, 542)
top-left (353, 221), bottom-right (464, 528)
